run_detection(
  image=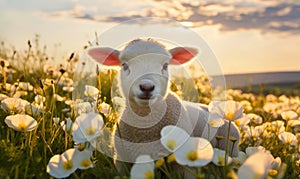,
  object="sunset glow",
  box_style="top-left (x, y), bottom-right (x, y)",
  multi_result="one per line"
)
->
top-left (0, 0), bottom-right (299, 74)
